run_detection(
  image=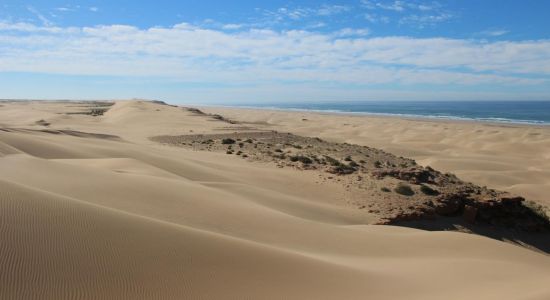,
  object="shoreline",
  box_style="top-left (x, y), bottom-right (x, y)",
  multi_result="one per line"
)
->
top-left (191, 103), bottom-right (550, 127)
top-left (198, 104), bottom-right (550, 207)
